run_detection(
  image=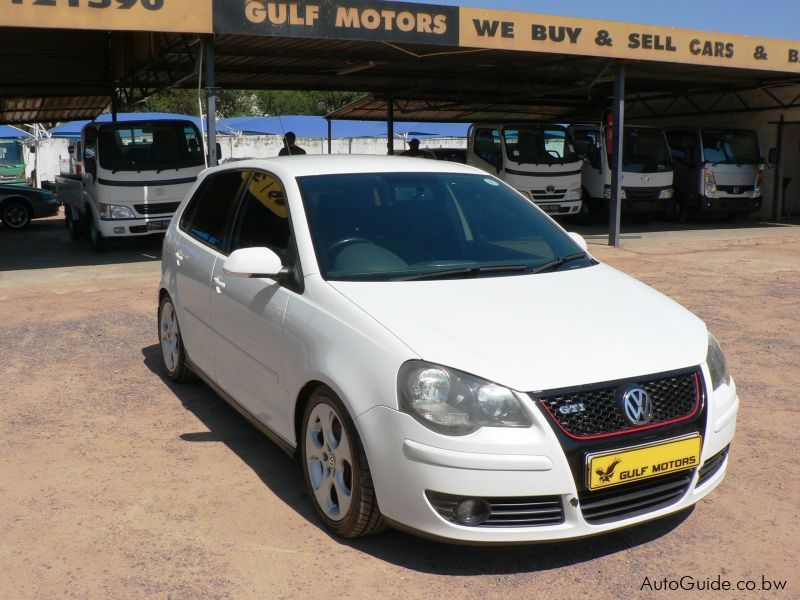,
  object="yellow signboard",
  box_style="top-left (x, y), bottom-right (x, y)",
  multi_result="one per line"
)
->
top-left (461, 8), bottom-right (800, 73)
top-left (587, 435), bottom-right (702, 491)
top-left (4, 0), bottom-right (212, 34)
